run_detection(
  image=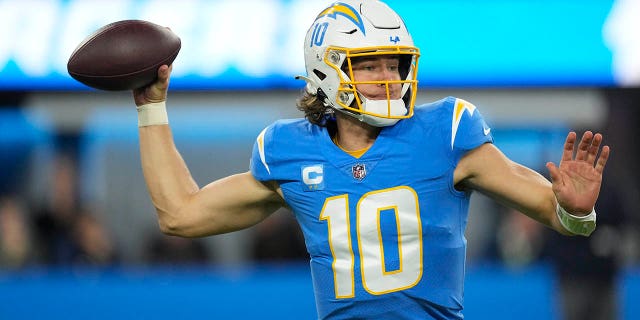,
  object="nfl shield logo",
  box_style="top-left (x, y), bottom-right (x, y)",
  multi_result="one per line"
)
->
top-left (352, 164), bottom-right (366, 180)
